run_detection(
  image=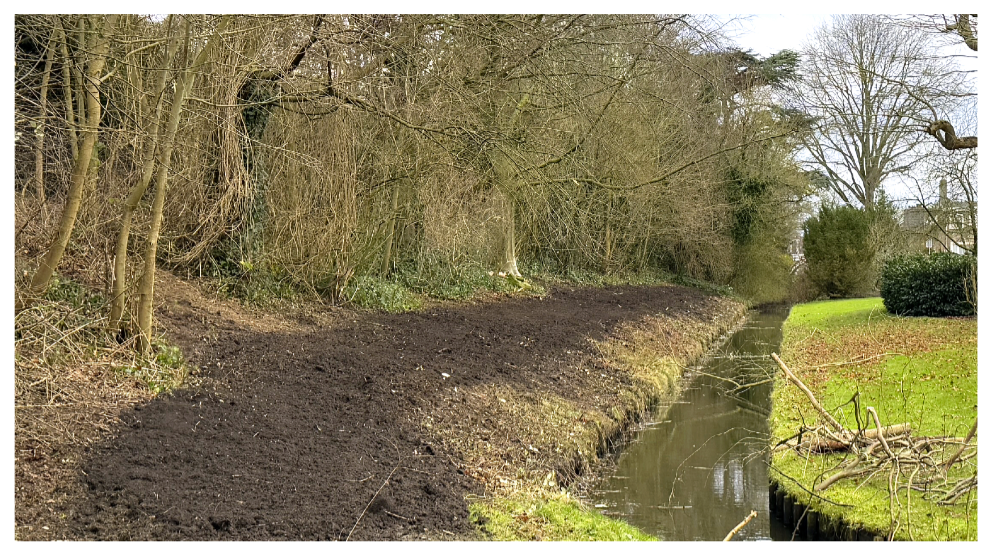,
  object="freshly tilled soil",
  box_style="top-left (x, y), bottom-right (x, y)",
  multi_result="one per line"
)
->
top-left (26, 280), bottom-right (731, 540)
